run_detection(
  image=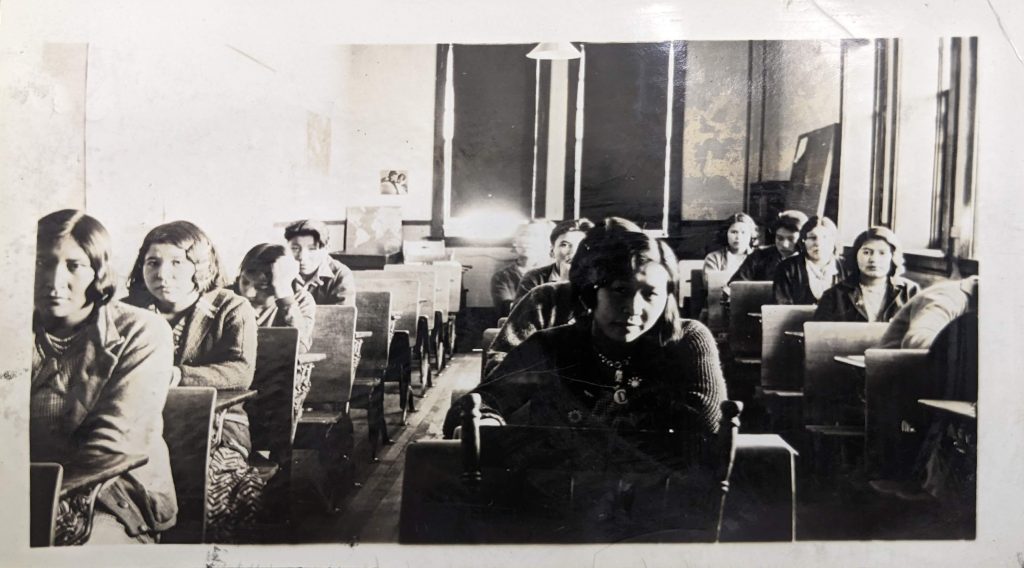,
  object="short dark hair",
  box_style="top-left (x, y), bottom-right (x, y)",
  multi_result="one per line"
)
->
top-left (284, 219), bottom-right (330, 249)
top-left (569, 217), bottom-right (683, 345)
top-left (128, 220), bottom-right (225, 295)
top-left (771, 210), bottom-right (809, 235)
top-left (550, 218), bottom-right (595, 245)
top-left (37, 209), bottom-right (117, 306)
top-left (238, 243), bottom-right (288, 285)
top-left (849, 226), bottom-right (906, 278)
